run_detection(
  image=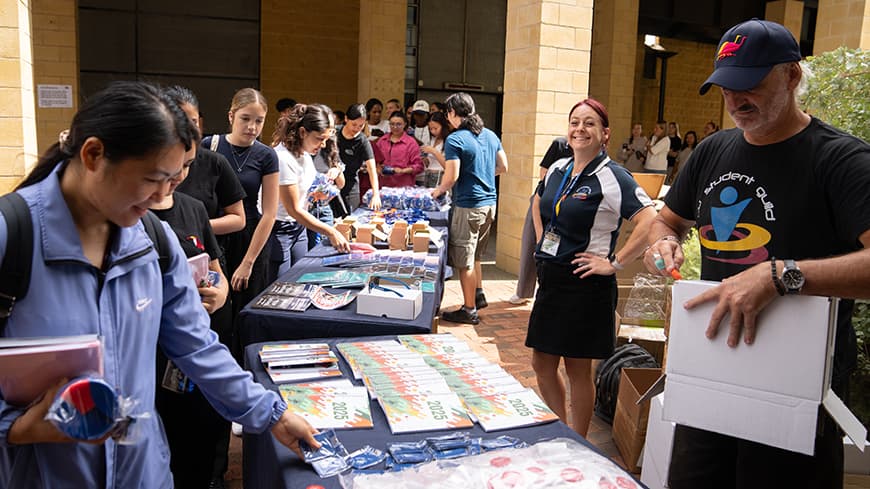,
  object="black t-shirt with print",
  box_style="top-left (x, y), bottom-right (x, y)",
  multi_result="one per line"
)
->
top-left (539, 137), bottom-right (572, 169)
top-left (176, 147), bottom-right (246, 220)
top-left (336, 125), bottom-right (375, 196)
top-left (665, 117), bottom-right (870, 385)
top-left (152, 192), bottom-right (222, 261)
